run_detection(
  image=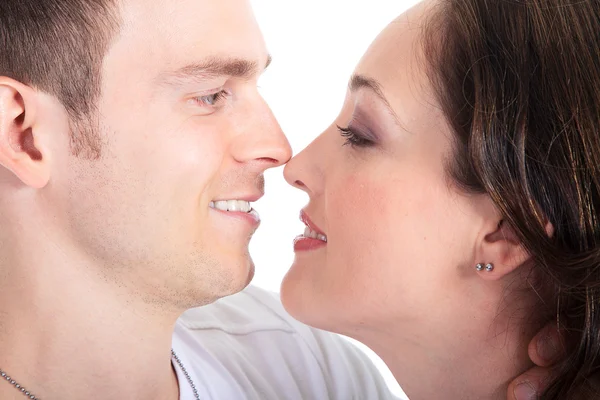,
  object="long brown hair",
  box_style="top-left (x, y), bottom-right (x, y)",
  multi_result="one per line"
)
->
top-left (423, 0), bottom-right (600, 398)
